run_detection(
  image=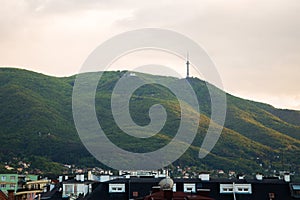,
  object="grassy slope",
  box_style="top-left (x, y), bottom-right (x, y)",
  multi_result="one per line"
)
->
top-left (0, 68), bottom-right (300, 175)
